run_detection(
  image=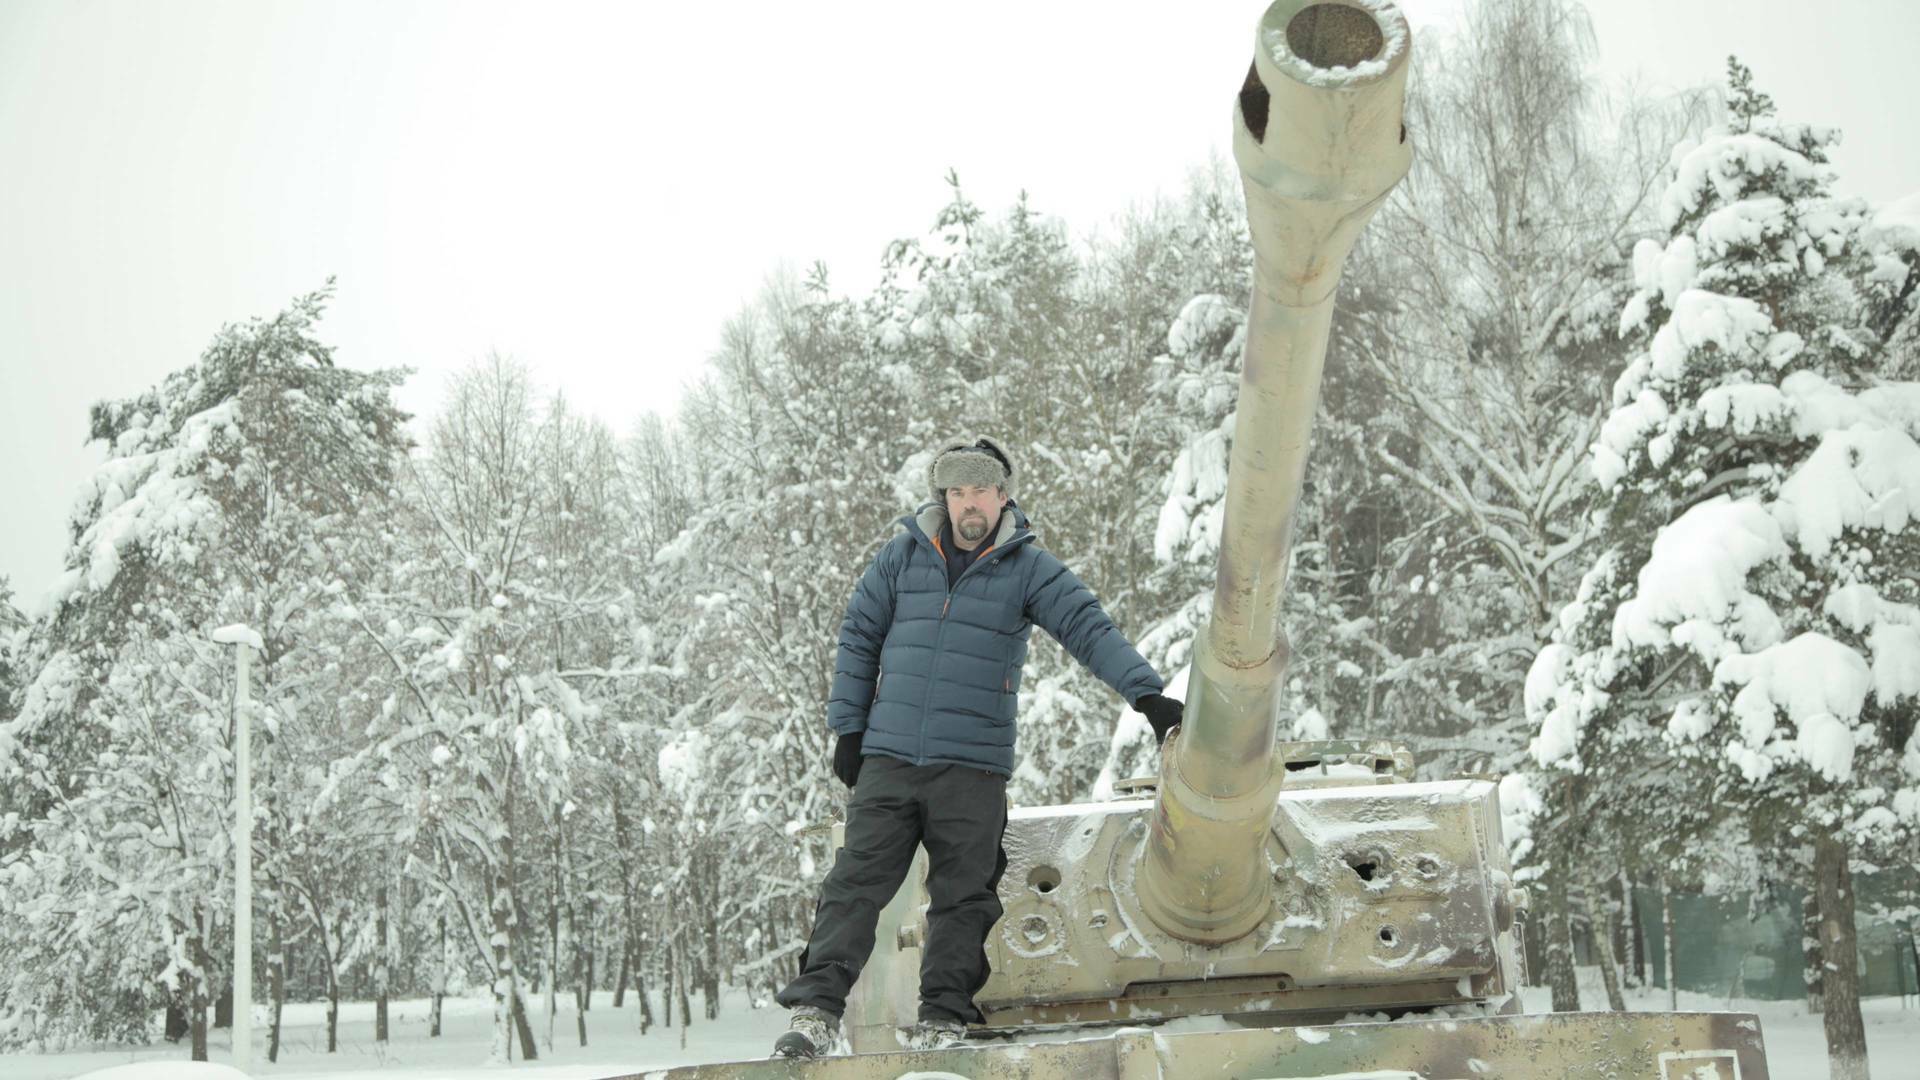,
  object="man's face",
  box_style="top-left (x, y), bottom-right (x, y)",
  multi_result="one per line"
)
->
top-left (945, 484), bottom-right (1008, 548)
